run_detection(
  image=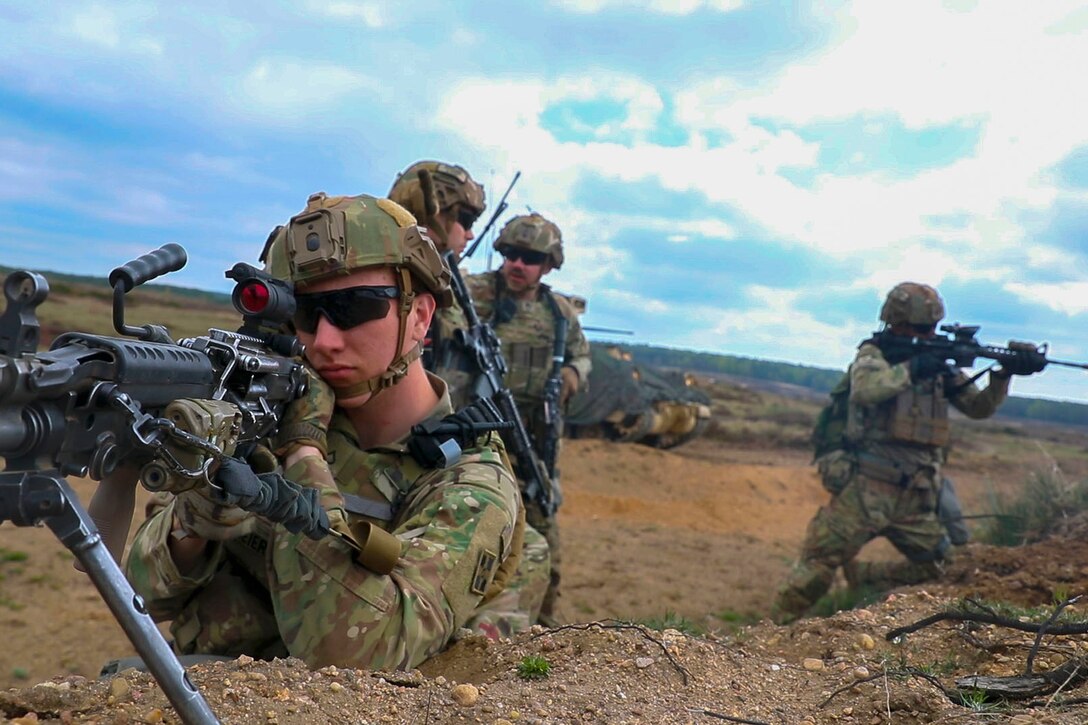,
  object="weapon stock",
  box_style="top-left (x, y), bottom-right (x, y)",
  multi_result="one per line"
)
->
top-left (0, 245), bottom-right (311, 724)
top-left (442, 251), bottom-right (555, 515)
